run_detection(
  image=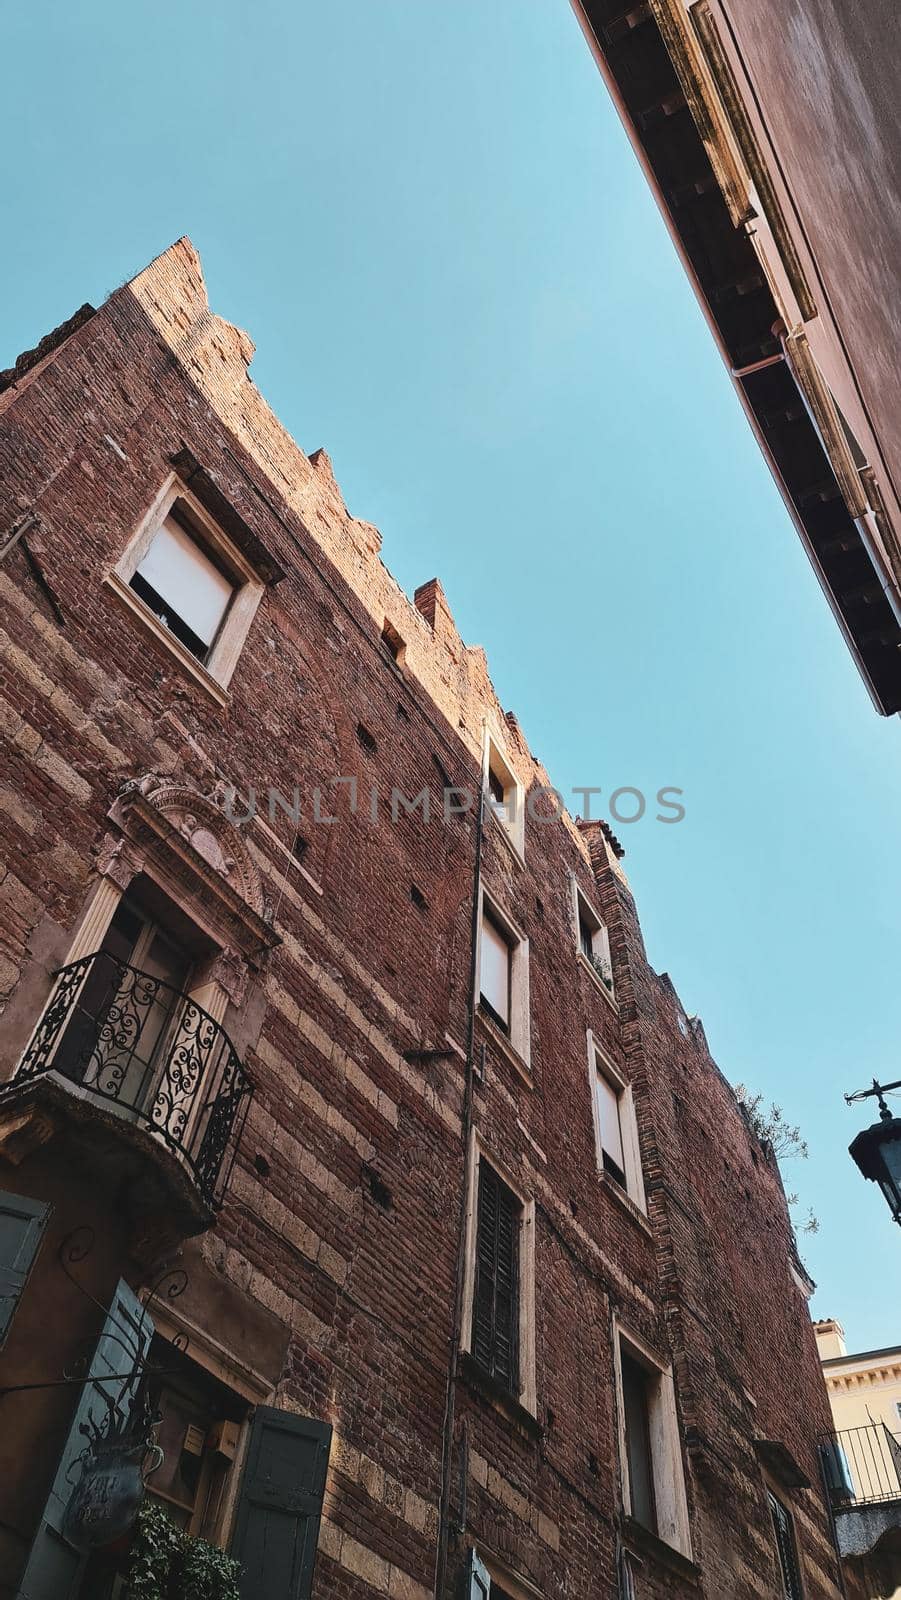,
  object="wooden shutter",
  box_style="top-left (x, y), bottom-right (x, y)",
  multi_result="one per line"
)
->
top-left (16, 1279), bottom-right (153, 1600)
top-left (472, 1163), bottom-right (520, 1394)
top-left (768, 1491), bottom-right (803, 1600)
top-left (230, 1407), bottom-right (332, 1600)
top-left (465, 1547), bottom-right (491, 1598)
top-left (0, 1189), bottom-right (50, 1346)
